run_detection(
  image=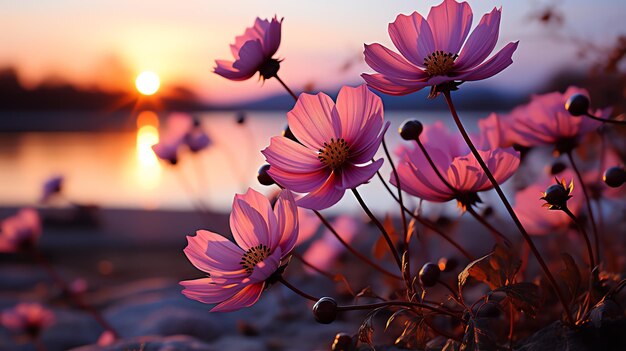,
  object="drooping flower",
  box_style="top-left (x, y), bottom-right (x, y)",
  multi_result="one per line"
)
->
top-left (362, 0), bottom-right (518, 96)
top-left (496, 87), bottom-right (609, 153)
top-left (302, 215), bottom-right (358, 273)
top-left (0, 208), bottom-right (41, 252)
top-left (180, 188), bottom-right (298, 312)
top-left (1, 303), bottom-right (54, 336)
top-left (391, 122), bottom-right (519, 208)
top-left (152, 113), bottom-right (211, 164)
top-left (41, 175), bottom-right (63, 203)
top-left (262, 85), bottom-right (390, 210)
top-left (514, 171), bottom-right (582, 235)
top-left (214, 16), bottom-right (283, 81)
